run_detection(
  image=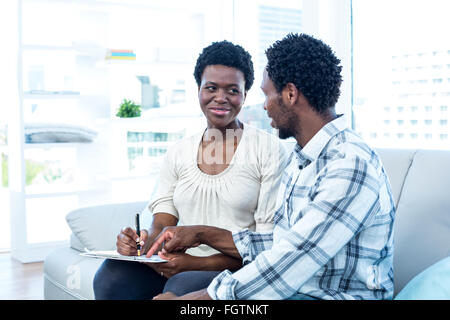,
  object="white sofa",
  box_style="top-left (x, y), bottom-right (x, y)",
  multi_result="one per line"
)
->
top-left (43, 148), bottom-right (450, 299)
